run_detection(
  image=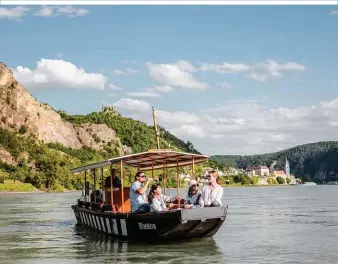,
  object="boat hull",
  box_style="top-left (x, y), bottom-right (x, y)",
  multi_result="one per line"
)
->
top-left (71, 205), bottom-right (228, 242)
